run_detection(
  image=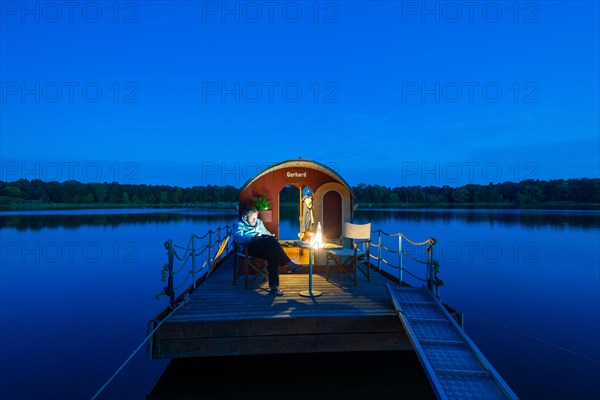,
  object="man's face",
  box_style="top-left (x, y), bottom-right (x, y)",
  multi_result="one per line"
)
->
top-left (246, 212), bottom-right (258, 226)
